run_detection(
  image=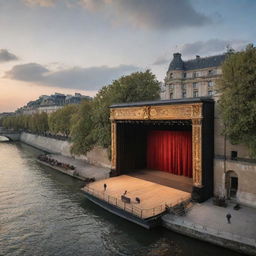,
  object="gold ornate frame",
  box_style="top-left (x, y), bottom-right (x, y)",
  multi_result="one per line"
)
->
top-left (110, 103), bottom-right (203, 187)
